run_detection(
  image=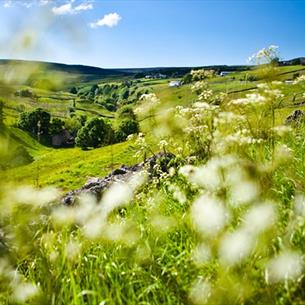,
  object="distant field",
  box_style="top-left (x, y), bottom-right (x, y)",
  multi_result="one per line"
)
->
top-left (1, 63), bottom-right (305, 191)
